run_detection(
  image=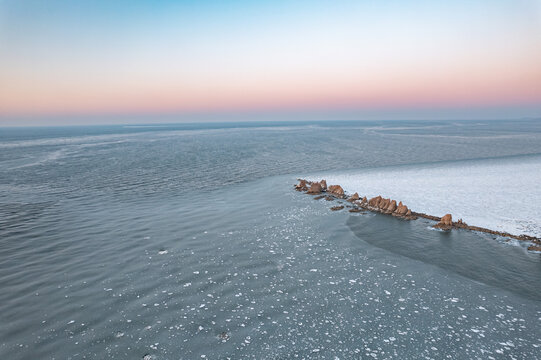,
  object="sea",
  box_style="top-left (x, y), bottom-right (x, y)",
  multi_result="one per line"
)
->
top-left (1, 119), bottom-right (540, 359)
